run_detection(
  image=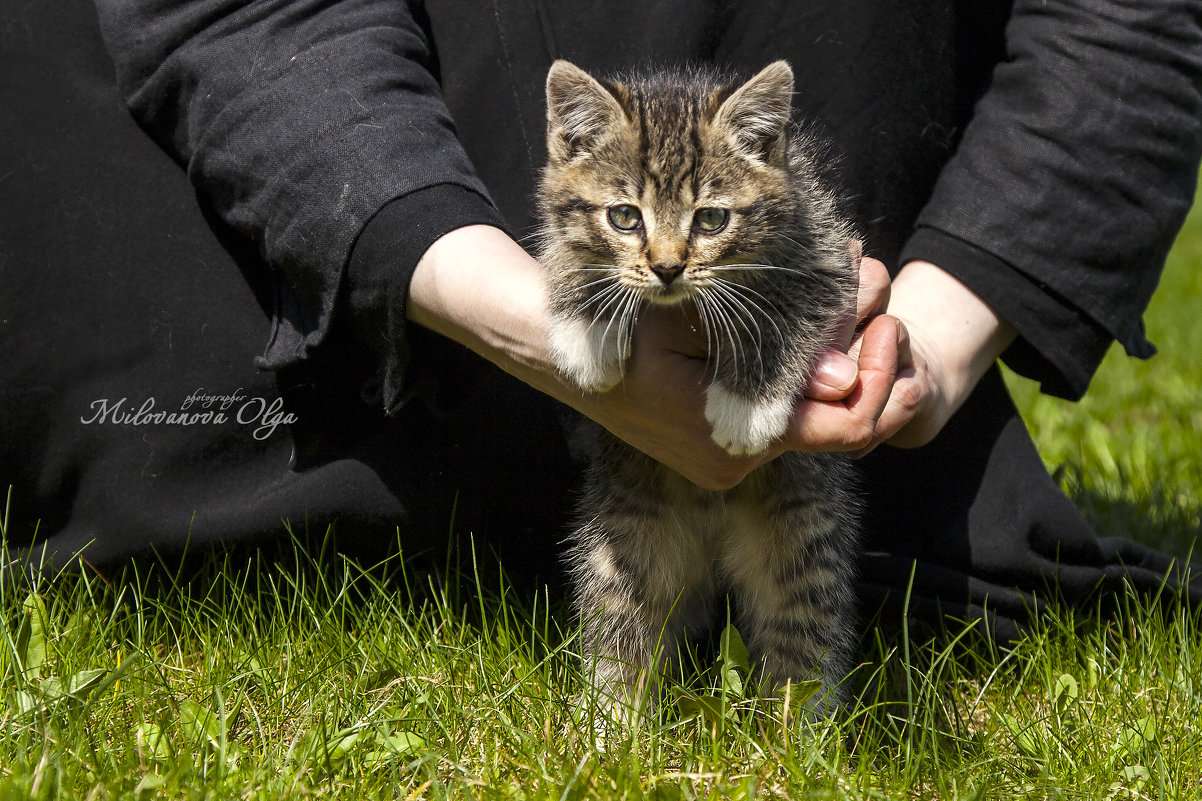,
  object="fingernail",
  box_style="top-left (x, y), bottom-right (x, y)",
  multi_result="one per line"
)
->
top-left (813, 352), bottom-right (858, 391)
